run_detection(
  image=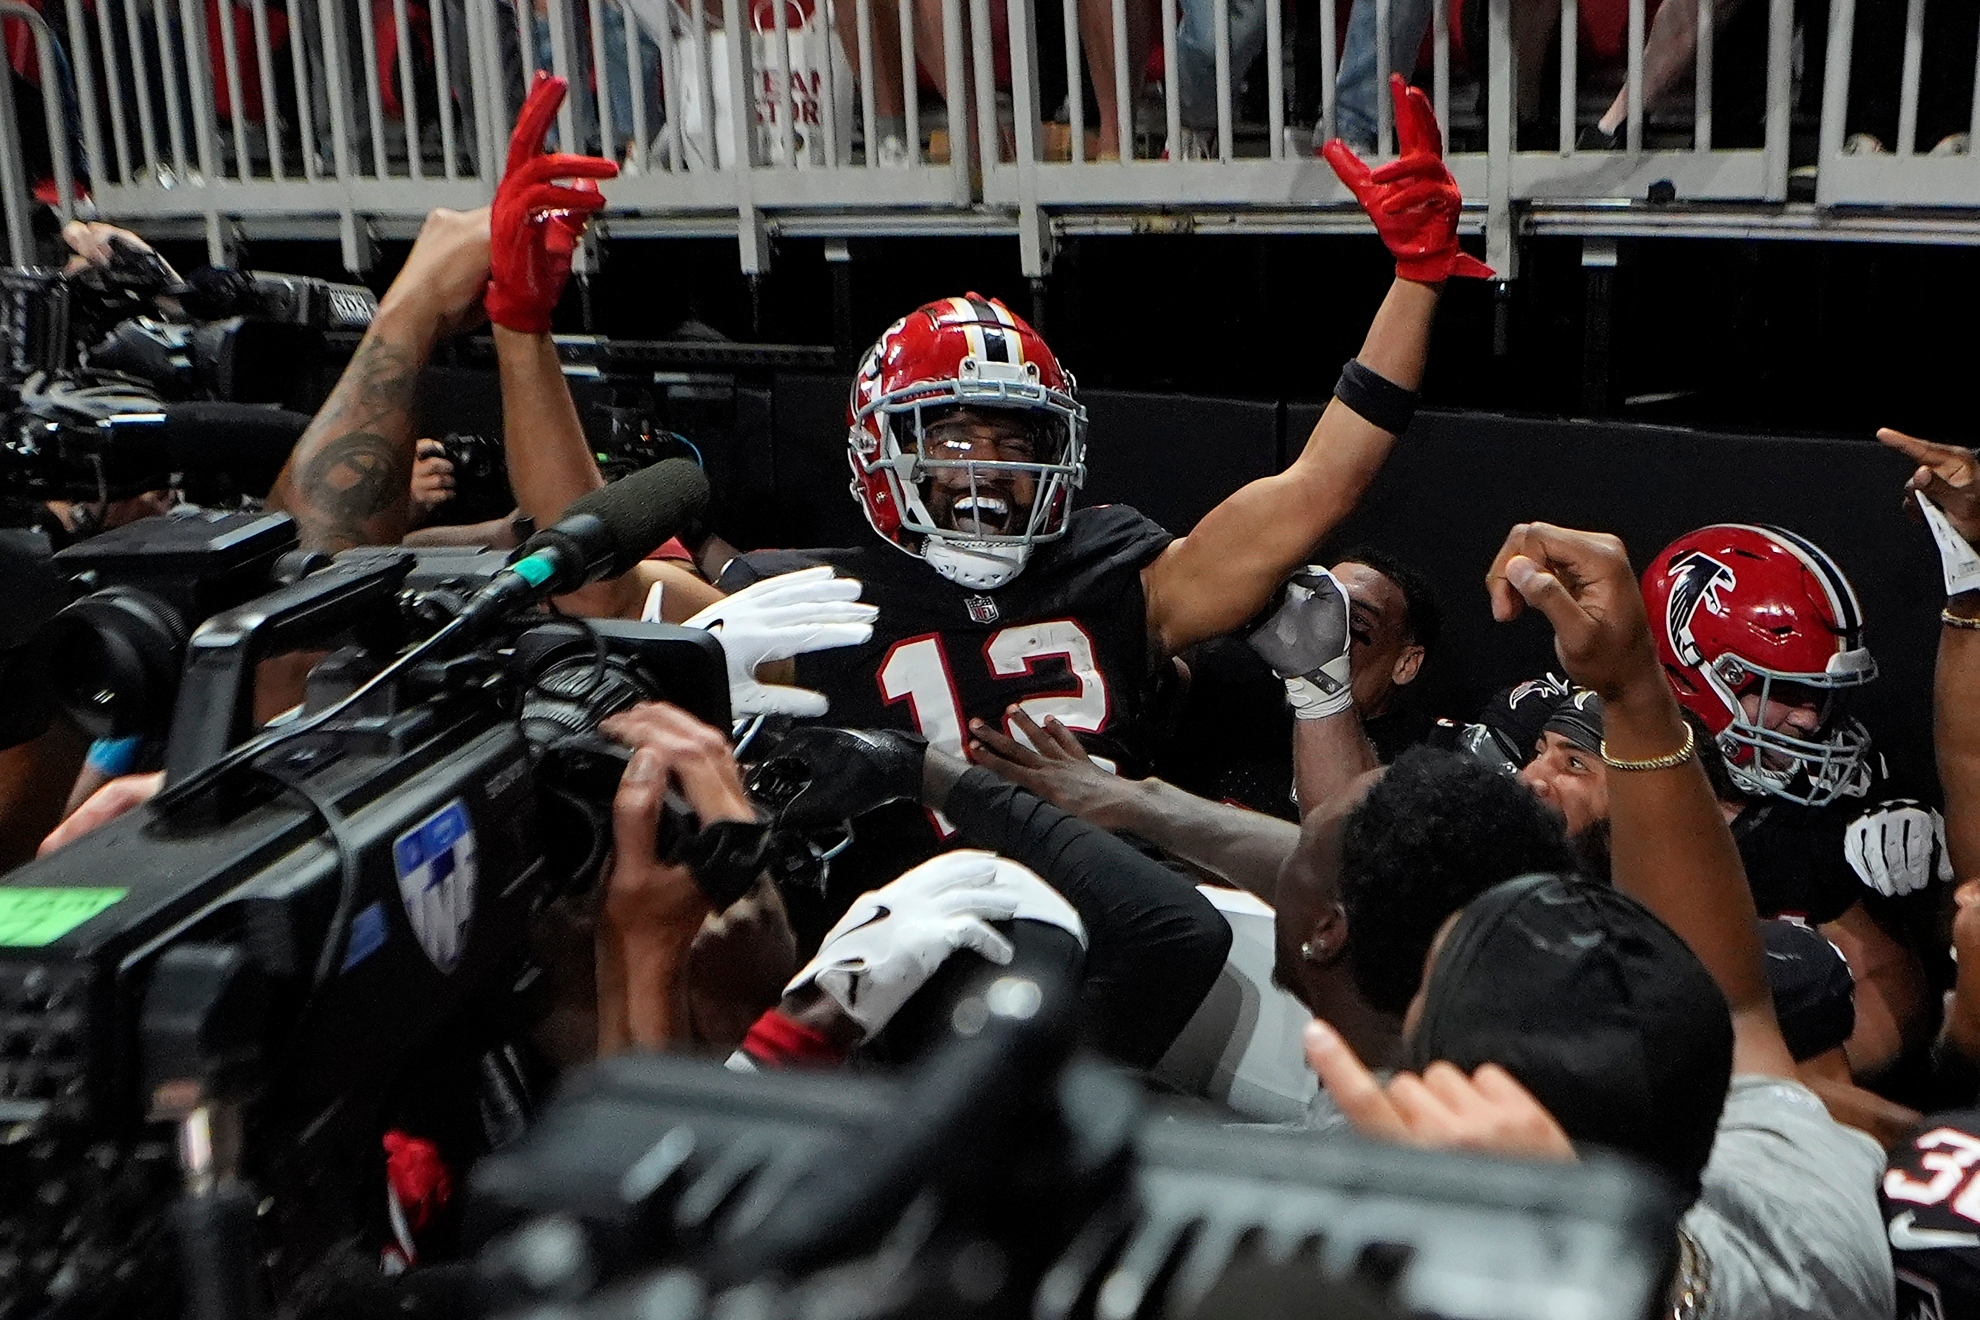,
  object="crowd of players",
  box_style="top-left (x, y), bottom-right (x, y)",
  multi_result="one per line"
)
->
top-left (21, 65), bottom-right (1980, 1320)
